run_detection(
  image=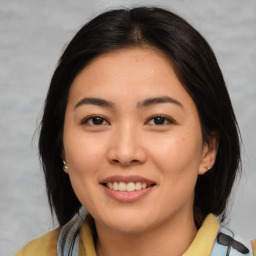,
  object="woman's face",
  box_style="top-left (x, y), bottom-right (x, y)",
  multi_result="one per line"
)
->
top-left (63, 47), bottom-right (216, 234)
